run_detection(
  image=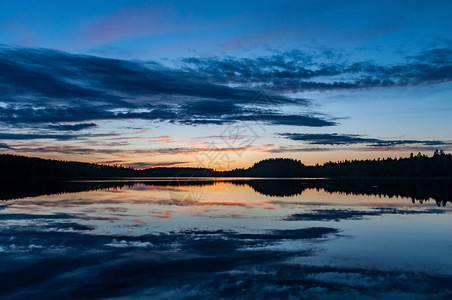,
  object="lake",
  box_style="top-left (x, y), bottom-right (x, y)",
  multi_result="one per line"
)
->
top-left (1, 178), bottom-right (451, 299)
